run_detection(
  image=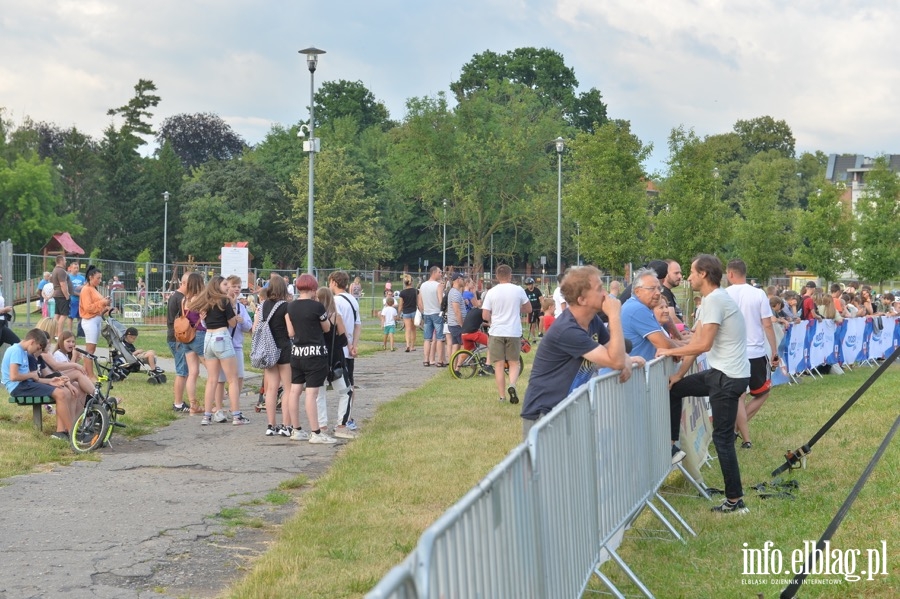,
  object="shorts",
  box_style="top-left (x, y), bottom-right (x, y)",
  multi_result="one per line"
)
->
top-left (185, 330), bottom-right (206, 356)
top-left (69, 300), bottom-right (80, 319)
top-left (11, 379), bottom-right (57, 398)
top-left (81, 315), bottom-right (102, 345)
top-left (447, 325), bottom-right (462, 345)
top-left (55, 297), bottom-right (70, 317)
top-left (204, 329), bottom-right (236, 361)
top-left (402, 311), bottom-right (416, 320)
top-left (383, 325), bottom-right (396, 335)
top-left (219, 350), bottom-right (245, 382)
top-left (168, 341), bottom-right (189, 377)
top-left (488, 336), bottom-right (520, 363)
top-left (748, 356), bottom-right (771, 397)
top-left (290, 354), bottom-right (329, 387)
top-left (462, 331), bottom-right (488, 351)
top-left (527, 310), bottom-right (541, 324)
top-left (422, 313), bottom-right (443, 341)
